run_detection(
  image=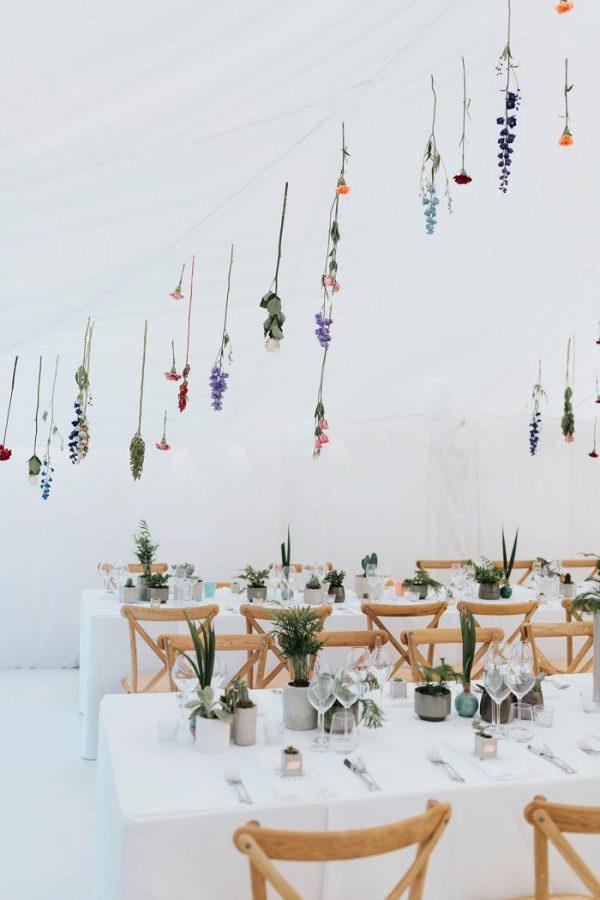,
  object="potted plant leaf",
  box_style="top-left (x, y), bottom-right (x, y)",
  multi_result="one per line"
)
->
top-left (269, 606), bottom-right (325, 730)
top-left (324, 568), bottom-right (346, 603)
top-left (354, 552), bottom-right (378, 599)
top-left (280, 526), bottom-right (293, 602)
top-left (414, 659), bottom-right (456, 722)
top-left (182, 615), bottom-right (232, 752)
top-left (132, 519), bottom-right (159, 602)
top-left (500, 527), bottom-right (518, 598)
top-left (402, 567), bottom-right (442, 600)
top-left (238, 565), bottom-right (269, 603)
top-left (148, 571), bottom-right (170, 604)
top-left (324, 671), bottom-right (384, 731)
top-left (471, 558), bottom-right (503, 600)
top-left (303, 574), bottom-right (323, 604)
top-left (571, 584), bottom-right (600, 703)
top-left (222, 678), bottom-right (257, 747)
top-left (454, 608), bottom-right (479, 717)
